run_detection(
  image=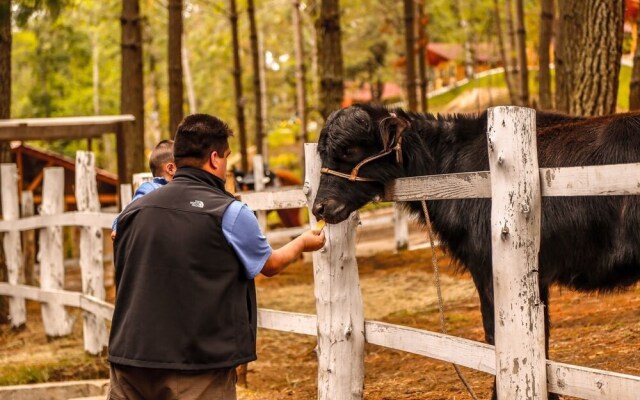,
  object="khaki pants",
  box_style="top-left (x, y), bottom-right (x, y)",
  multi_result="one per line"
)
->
top-left (108, 363), bottom-right (237, 400)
